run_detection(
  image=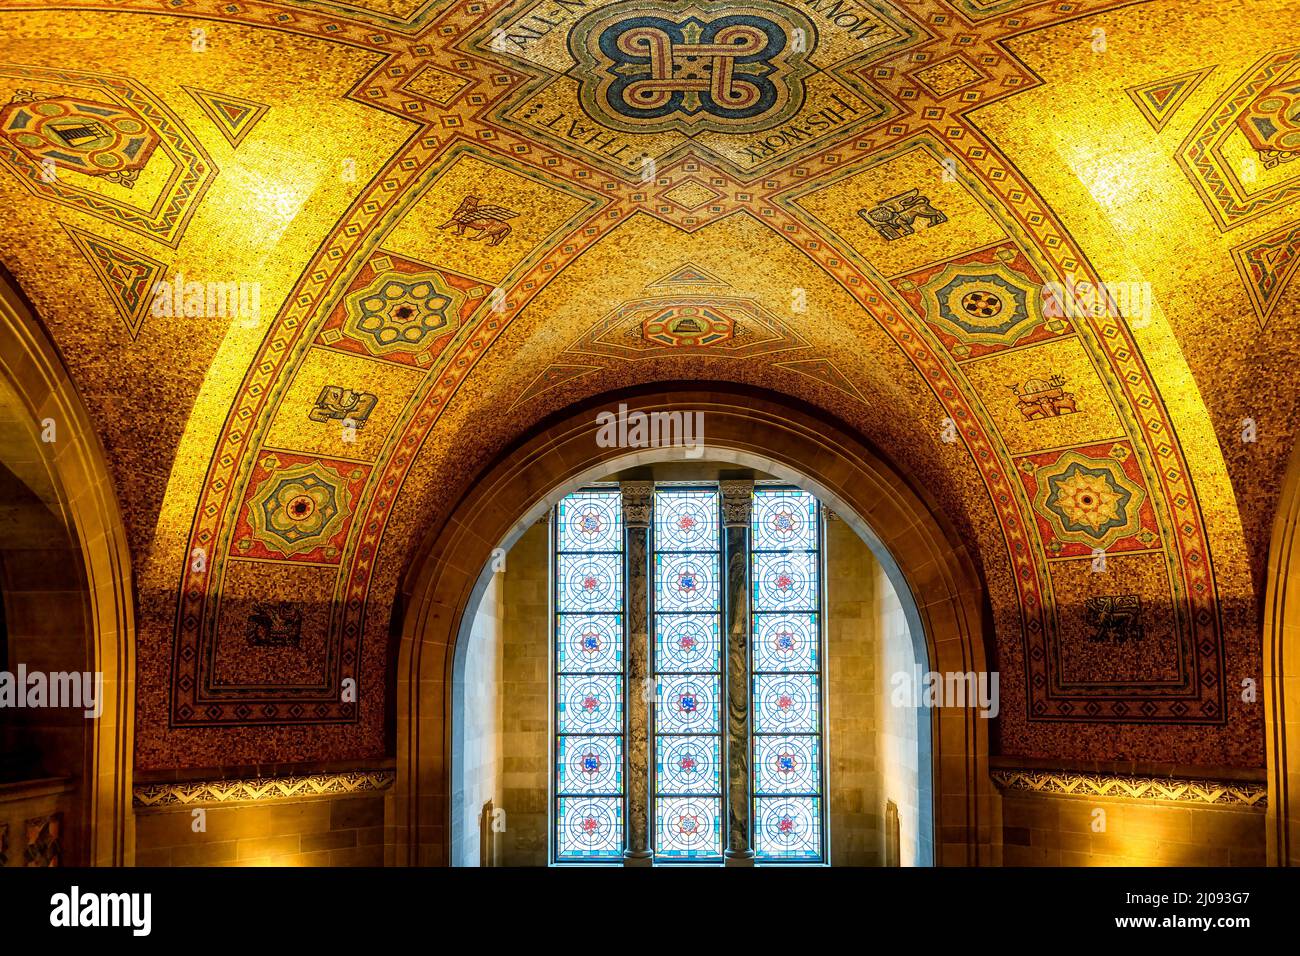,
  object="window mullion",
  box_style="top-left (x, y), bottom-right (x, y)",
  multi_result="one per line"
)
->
top-left (620, 481), bottom-right (654, 866)
top-left (721, 479), bottom-right (756, 866)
